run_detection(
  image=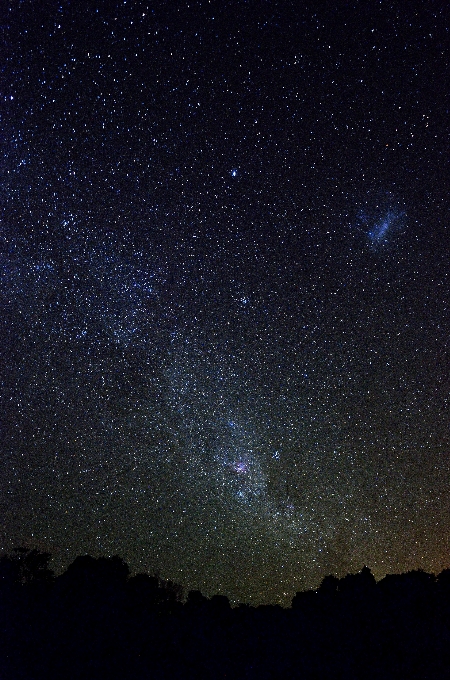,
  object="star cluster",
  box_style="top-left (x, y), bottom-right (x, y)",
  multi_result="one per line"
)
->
top-left (1, 1), bottom-right (449, 605)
